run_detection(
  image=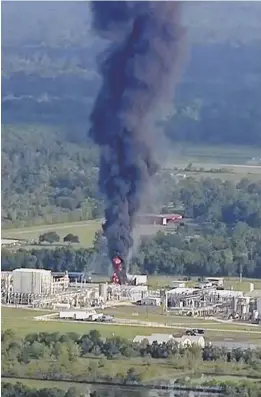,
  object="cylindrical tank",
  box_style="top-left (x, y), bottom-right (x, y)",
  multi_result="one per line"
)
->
top-left (12, 268), bottom-right (52, 294)
top-left (99, 283), bottom-right (108, 300)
